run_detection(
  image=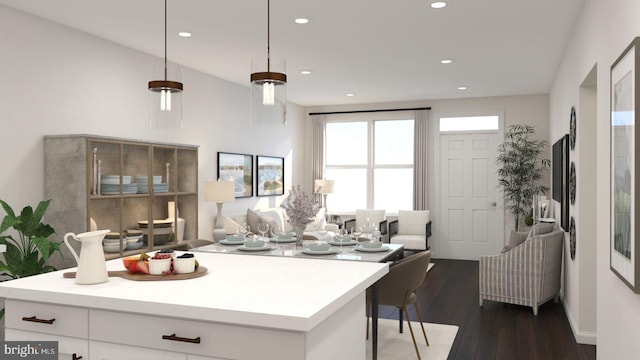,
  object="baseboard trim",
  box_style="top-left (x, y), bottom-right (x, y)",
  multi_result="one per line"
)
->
top-left (562, 298), bottom-right (597, 345)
